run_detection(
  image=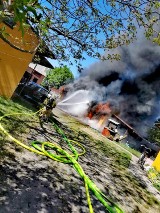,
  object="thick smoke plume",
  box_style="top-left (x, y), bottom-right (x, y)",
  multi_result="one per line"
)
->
top-left (63, 33), bottom-right (160, 137)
